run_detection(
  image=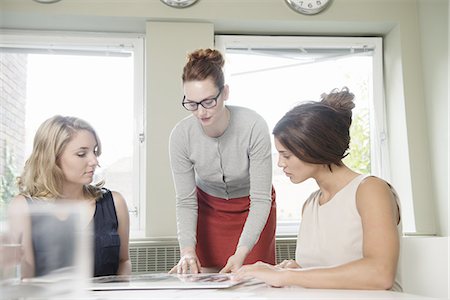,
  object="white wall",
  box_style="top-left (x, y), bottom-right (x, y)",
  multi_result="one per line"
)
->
top-left (400, 236), bottom-right (449, 298)
top-left (417, 0), bottom-right (449, 237)
top-left (145, 22), bottom-right (214, 237)
top-left (383, 25), bottom-right (418, 233)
